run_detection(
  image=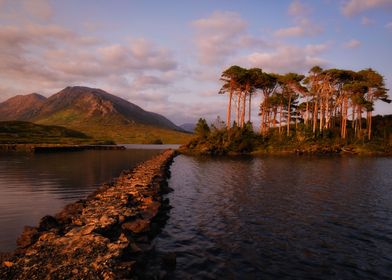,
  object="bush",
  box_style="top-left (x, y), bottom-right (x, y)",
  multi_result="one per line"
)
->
top-left (184, 121), bottom-right (259, 155)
